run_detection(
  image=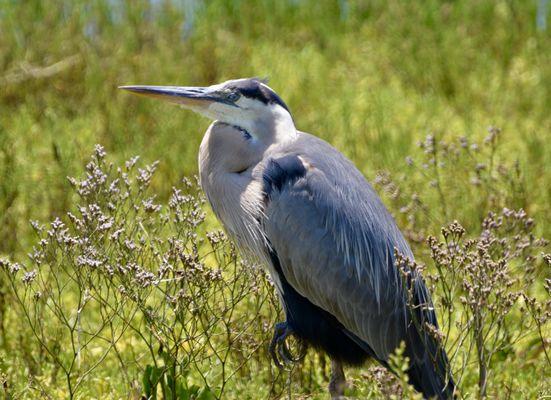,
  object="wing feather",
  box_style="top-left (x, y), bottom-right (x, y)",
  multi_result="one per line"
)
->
top-left (262, 133), bottom-right (433, 362)
top-left (259, 133), bottom-right (454, 397)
